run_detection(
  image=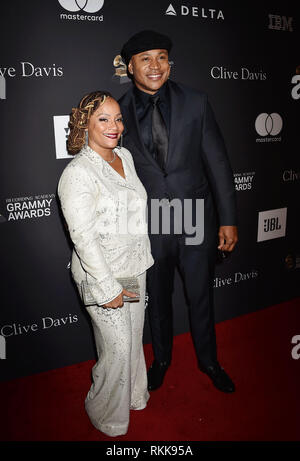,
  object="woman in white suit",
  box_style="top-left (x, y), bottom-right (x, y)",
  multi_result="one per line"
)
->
top-left (58, 91), bottom-right (154, 437)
